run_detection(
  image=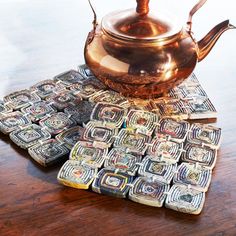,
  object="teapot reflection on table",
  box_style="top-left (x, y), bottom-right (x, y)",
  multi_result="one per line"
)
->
top-left (84, 0), bottom-right (235, 98)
